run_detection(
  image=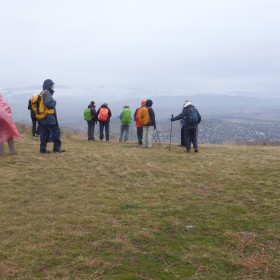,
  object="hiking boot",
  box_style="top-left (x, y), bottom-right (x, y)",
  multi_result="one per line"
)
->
top-left (195, 150), bottom-right (198, 153)
top-left (40, 150), bottom-right (51, 154)
top-left (53, 149), bottom-right (66, 153)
